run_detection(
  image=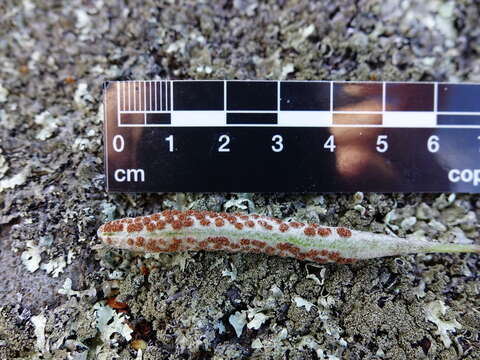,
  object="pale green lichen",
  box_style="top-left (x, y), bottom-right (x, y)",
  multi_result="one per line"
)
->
top-left (94, 303), bottom-right (133, 343)
top-left (425, 300), bottom-right (462, 348)
top-left (30, 313), bottom-right (46, 352)
top-left (228, 311), bottom-right (247, 338)
top-left (20, 241), bottom-right (42, 273)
